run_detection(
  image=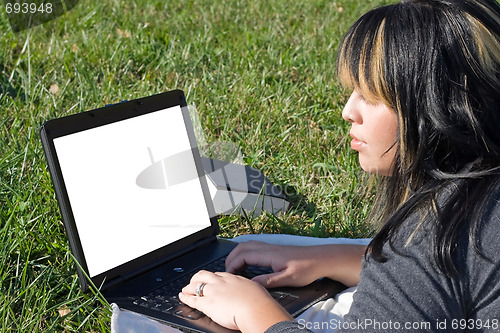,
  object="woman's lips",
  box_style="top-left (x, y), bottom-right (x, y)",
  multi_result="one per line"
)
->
top-left (350, 133), bottom-right (367, 150)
